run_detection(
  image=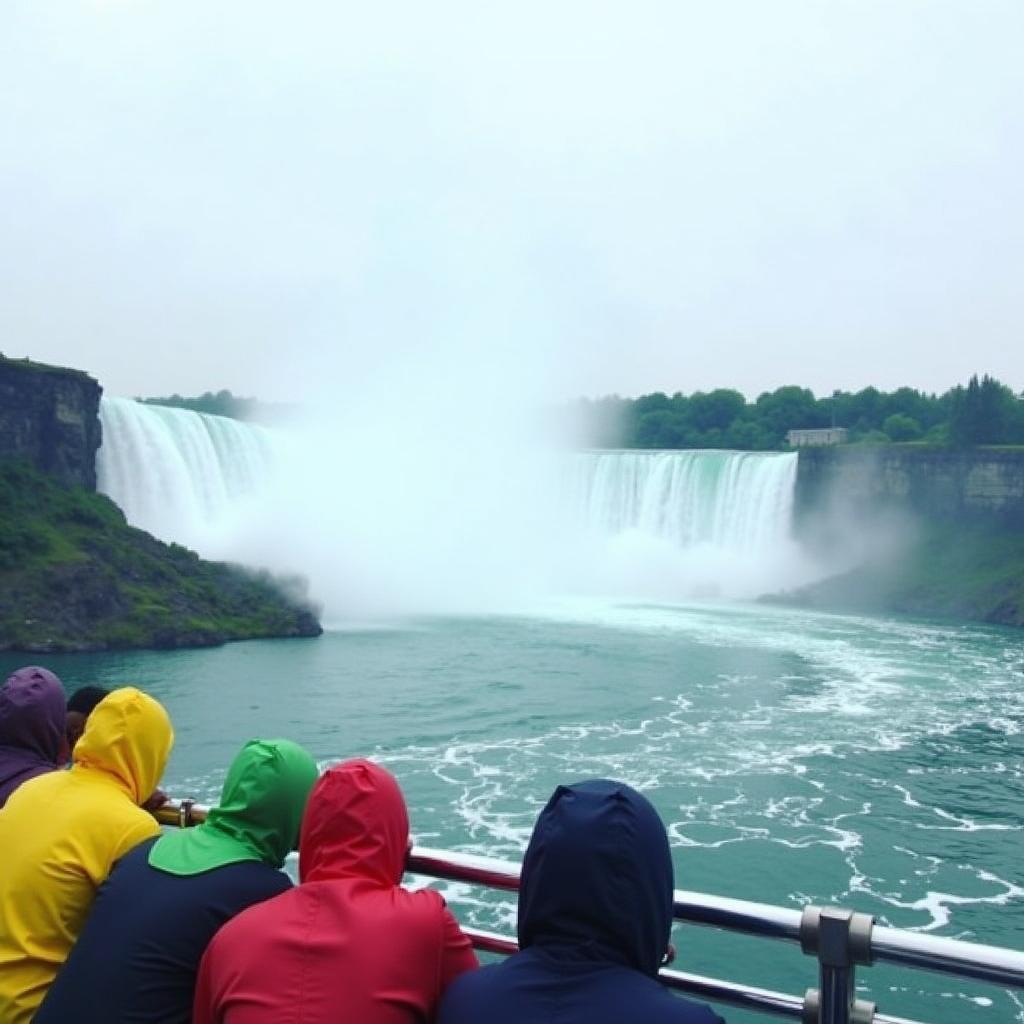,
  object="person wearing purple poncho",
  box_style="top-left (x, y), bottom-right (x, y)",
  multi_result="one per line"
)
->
top-left (0, 666), bottom-right (66, 809)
